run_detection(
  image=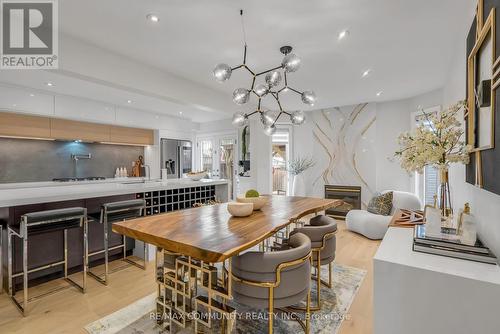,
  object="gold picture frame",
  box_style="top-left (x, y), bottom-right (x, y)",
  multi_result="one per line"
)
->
top-left (467, 7), bottom-right (496, 151)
